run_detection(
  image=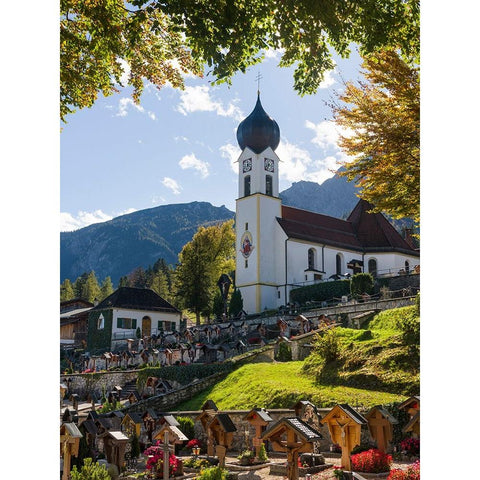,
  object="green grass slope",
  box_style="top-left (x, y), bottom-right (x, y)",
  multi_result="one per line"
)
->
top-left (175, 305), bottom-right (419, 411)
top-left (176, 362), bottom-right (403, 411)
